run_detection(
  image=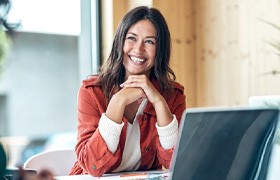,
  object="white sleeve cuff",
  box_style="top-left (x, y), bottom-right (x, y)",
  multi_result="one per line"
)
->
top-left (99, 113), bottom-right (124, 153)
top-left (156, 115), bottom-right (178, 149)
